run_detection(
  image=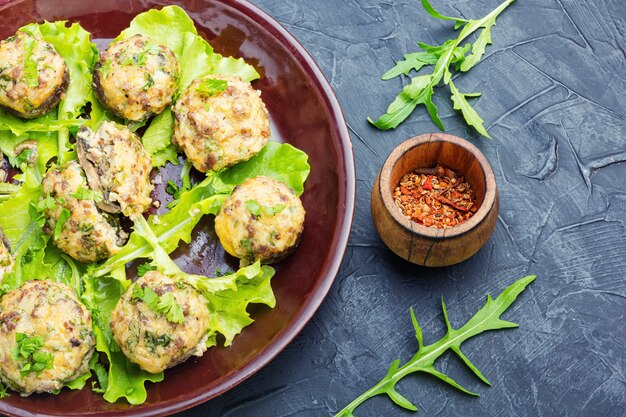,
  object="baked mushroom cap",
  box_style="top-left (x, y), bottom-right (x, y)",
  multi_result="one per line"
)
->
top-left (214, 176), bottom-right (306, 264)
top-left (110, 271), bottom-right (210, 374)
top-left (0, 280), bottom-right (95, 396)
top-left (93, 34), bottom-right (179, 121)
top-left (76, 121), bottom-right (153, 219)
top-left (172, 74), bottom-right (270, 172)
top-left (0, 225), bottom-right (13, 281)
top-left (0, 31), bottom-right (68, 119)
top-left (40, 161), bottom-right (127, 263)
